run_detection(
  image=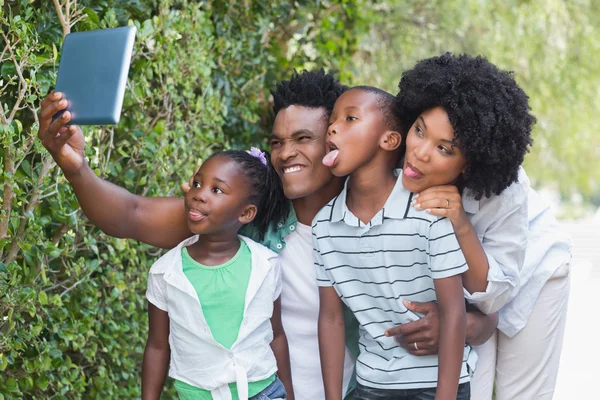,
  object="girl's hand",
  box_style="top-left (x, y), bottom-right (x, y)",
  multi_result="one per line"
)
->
top-left (412, 185), bottom-right (471, 237)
